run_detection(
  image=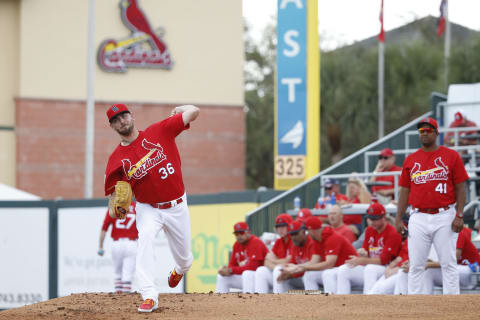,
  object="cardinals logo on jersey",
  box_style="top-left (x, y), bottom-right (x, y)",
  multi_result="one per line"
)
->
top-left (410, 157), bottom-right (449, 184)
top-left (235, 251), bottom-right (248, 267)
top-left (122, 139), bottom-right (167, 180)
top-left (98, 0), bottom-right (172, 72)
